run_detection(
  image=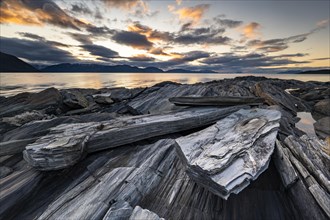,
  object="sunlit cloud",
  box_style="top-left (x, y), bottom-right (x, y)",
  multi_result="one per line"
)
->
top-left (101, 0), bottom-right (143, 10)
top-left (175, 4), bottom-right (210, 25)
top-left (0, 0), bottom-right (89, 30)
top-left (243, 22), bottom-right (261, 38)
